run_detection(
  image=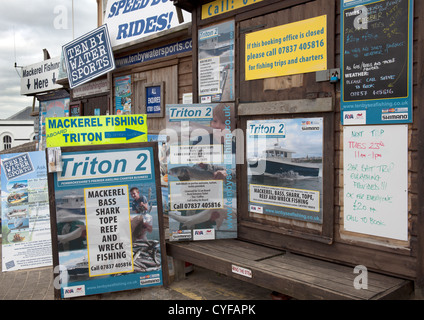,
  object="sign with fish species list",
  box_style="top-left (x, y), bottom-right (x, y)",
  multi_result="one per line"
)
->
top-left (48, 143), bottom-right (167, 298)
top-left (166, 103), bottom-right (237, 241)
top-left (1, 151), bottom-right (52, 271)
